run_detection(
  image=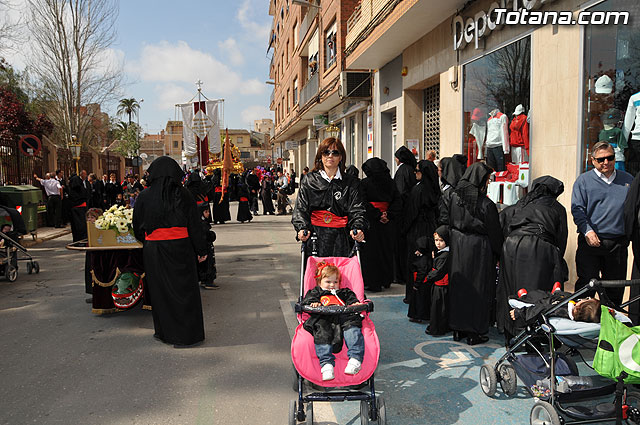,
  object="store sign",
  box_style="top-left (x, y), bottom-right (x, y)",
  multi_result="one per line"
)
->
top-left (285, 140), bottom-right (299, 150)
top-left (366, 105), bottom-right (374, 159)
top-left (328, 101), bottom-right (368, 124)
top-left (257, 150), bottom-right (266, 158)
top-left (313, 115), bottom-right (328, 127)
top-left (453, 0), bottom-right (556, 51)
